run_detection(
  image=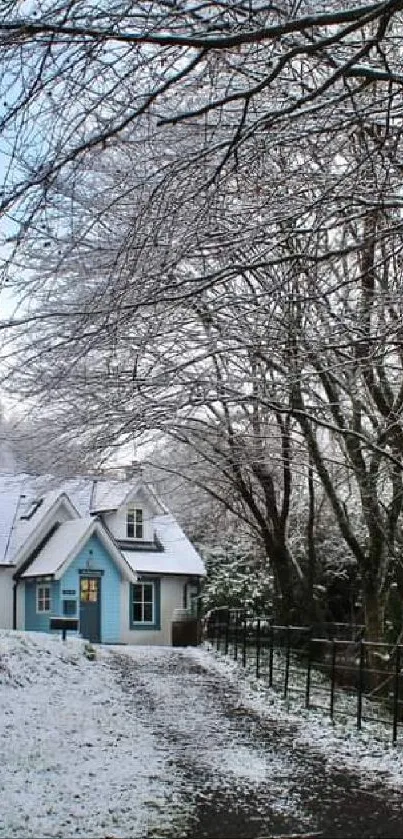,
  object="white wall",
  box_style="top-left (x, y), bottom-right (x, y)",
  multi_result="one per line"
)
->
top-left (120, 576), bottom-right (187, 645)
top-left (16, 580), bottom-right (25, 630)
top-left (0, 567), bottom-right (14, 629)
top-left (103, 491), bottom-right (154, 542)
